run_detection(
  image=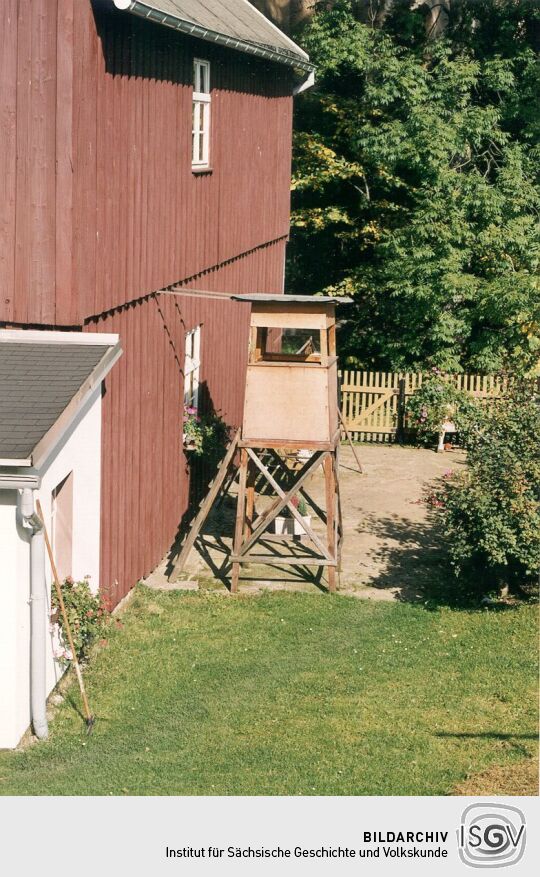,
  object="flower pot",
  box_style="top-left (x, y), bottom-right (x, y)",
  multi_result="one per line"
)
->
top-left (294, 515), bottom-right (311, 536)
top-left (274, 515), bottom-right (293, 535)
top-left (274, 515), bottom-right (311, 536)
top-left (437, 421), bottom-right (456, 453)
top-left (183, 435), bottom-right (197, 452)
